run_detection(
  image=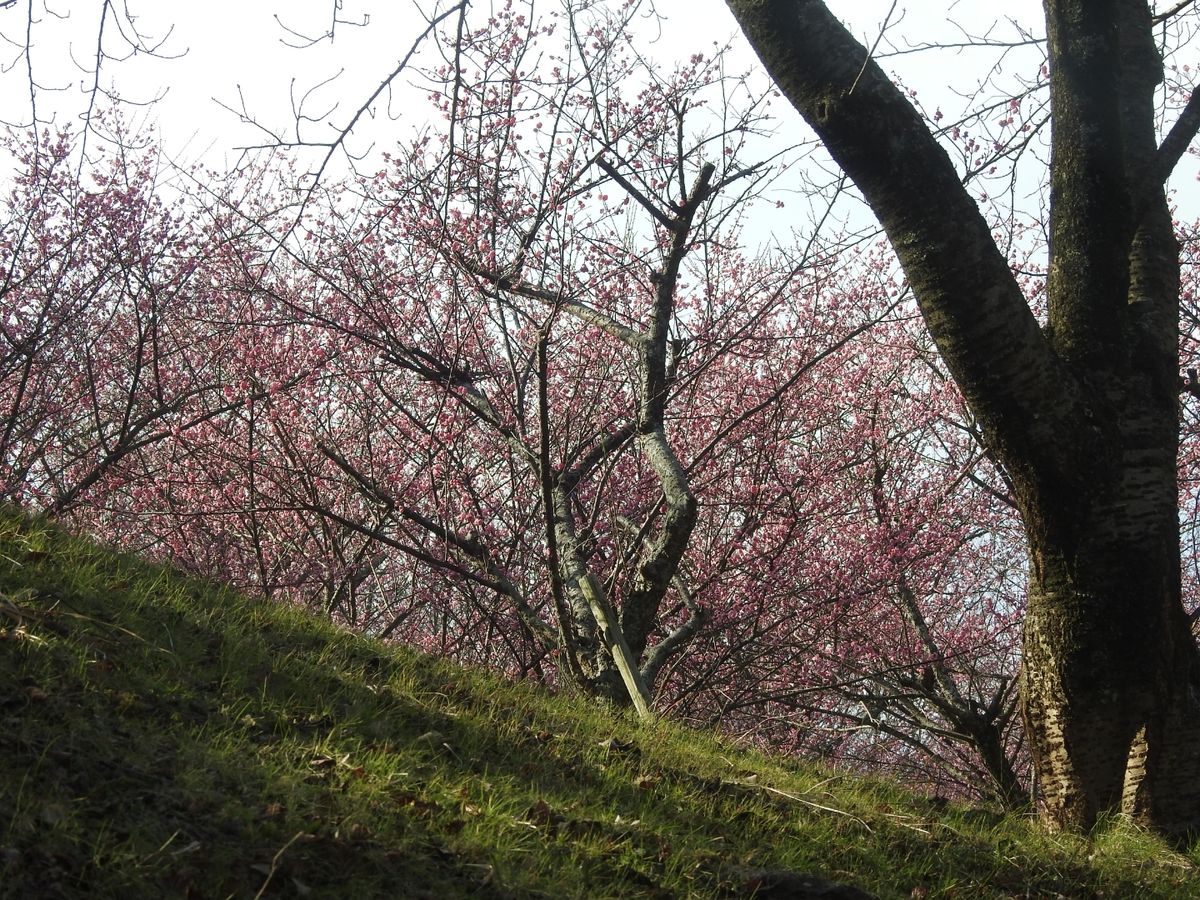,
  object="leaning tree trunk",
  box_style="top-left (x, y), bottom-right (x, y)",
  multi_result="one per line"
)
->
top-left (726, 0), bottom-right (1200, 831)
